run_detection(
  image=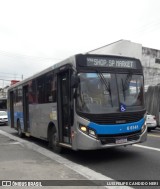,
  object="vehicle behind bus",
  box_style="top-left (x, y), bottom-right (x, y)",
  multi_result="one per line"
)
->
top-left (7, 54), bottom-right (147, 152)
top-left (145, 85), bottom-right (160, 126)
top-left (0, 98), bottom-right (8, 125)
